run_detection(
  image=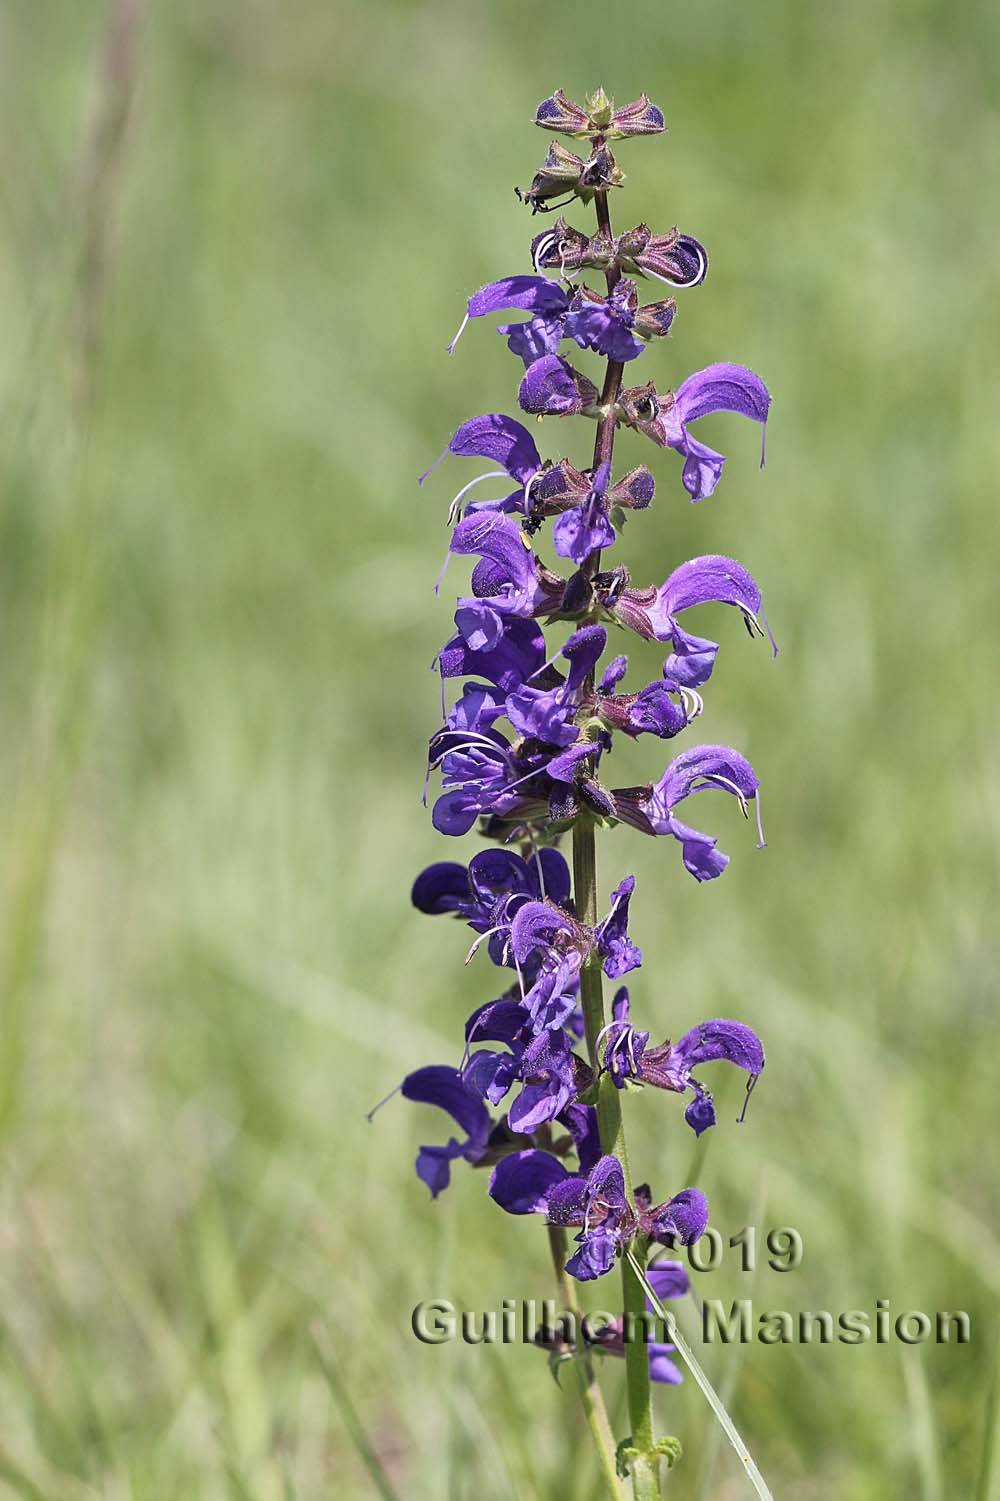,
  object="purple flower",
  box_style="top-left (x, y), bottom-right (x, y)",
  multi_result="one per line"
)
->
top-left (401, 1066), bottom-right (491, 1197)
top-left (645, 1188), bottom-right (709, 1246)
top-left (450, 275), bottom-right (671, 370)
top-left (510, 900), bottom-right (593, 1027)
top-left (437, 615), bottom-right (547, 697)
top-left (491, 1151), bottom-right (635, 1282)
top-left (519, 355), bottom-right (601, 417)
top-left (593, 876), bottom-right (643, 978)
top-left (598, 988), bottom-right (765, 1134)
top-left (563, 282), bottom-right (646, 362)
top-left (621, 363), bottom-right (771, 501)
top-left (488, 1146), bottom-right (571, 1213)
top-left (507, 623), bottom-right (607, 745)
top-left (597, 676), bottom-right (695, 740)
top-left (552, 461), bottom-right (617, 566)
top-left (558, 1101), bottom-right (602, 1175)
top-left (445, 276), bottom-right (573, 368)
top-left (612, 553), bottom-right (773, 688)
top-left (447, 512), bottom-right (555, 648)
top-left (419, 412), bottom-right (544, 523)
top-left (462, 997), bottom-right (532, 1108)
top-left (509, 883), bottom-right (642, 1025)
top-left (506, 1028), bottom-right (581, 1133)
top-left (428, 726), bottom-right (557, 837)
top-left (491, 1150), bottom-right (705, 1282)
top-left (524, 461), bottom-right (652, 557)
top-left (613, 744), bottom-right (764, 881)
top-left (598, 986), bottom-right (652, 1087)
top-left (461, 994), bottom-right (592, 1130)
top-left (412, 847), bottom-right (572, 966)
top-left (591, 1259), bottom-right (690, 1385)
